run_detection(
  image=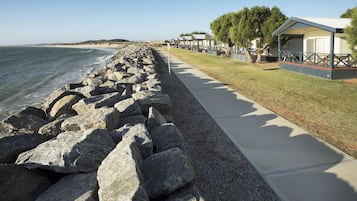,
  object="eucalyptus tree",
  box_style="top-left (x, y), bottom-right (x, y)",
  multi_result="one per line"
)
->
top-left (230, 6), bottom-right (287, 63)
top-left (210, 13), bottom-right (234, 56)
top-left (345, 8), bottom-right (357, 59)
